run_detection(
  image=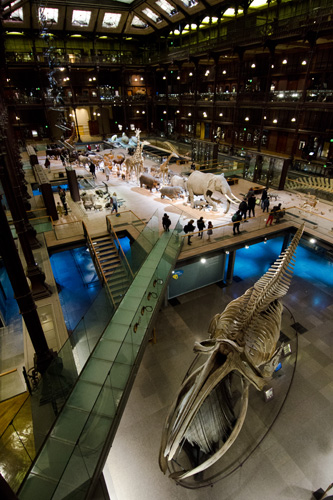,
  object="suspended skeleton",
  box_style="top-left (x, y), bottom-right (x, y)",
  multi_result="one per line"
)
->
top-left (159, 224), bottom-right (304, 481)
